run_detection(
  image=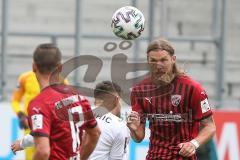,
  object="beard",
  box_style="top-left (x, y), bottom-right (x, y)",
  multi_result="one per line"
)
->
top-left (151, 70), bottom-right (175, 85)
